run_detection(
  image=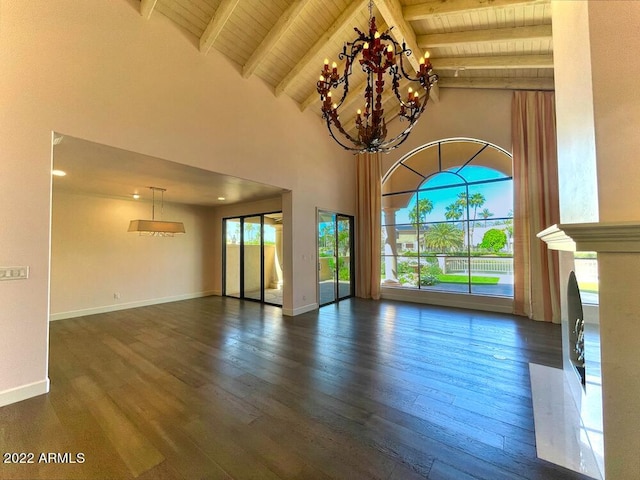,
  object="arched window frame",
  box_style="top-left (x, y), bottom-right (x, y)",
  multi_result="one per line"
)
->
top-left (381, 138), bottom-right (514, 297)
